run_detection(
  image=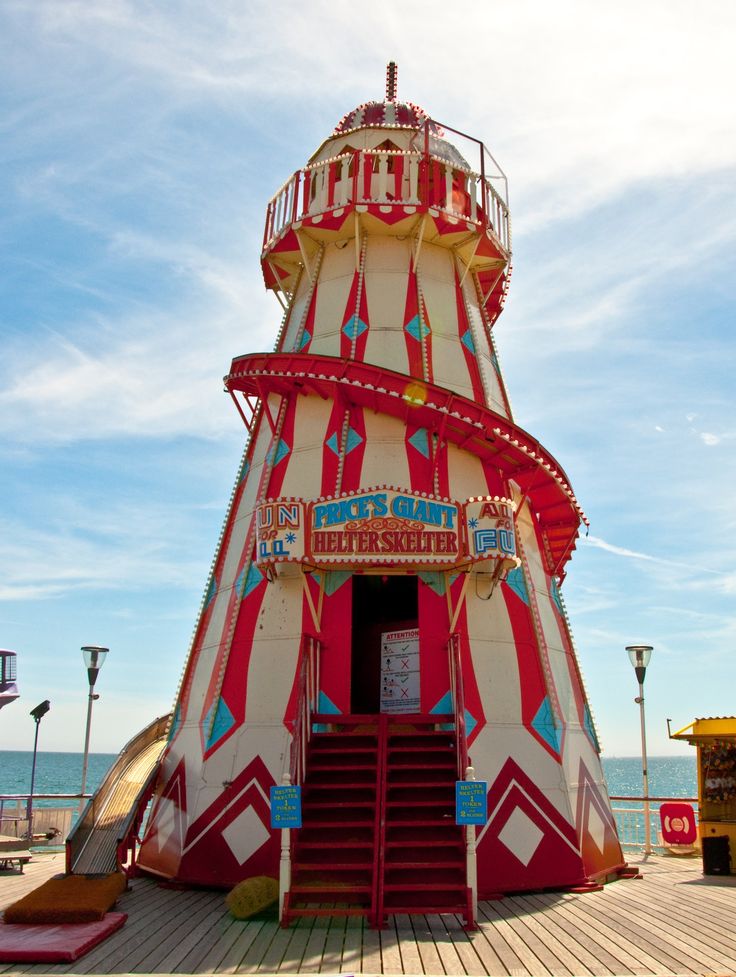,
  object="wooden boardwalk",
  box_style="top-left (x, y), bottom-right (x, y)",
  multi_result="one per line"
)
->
top-left (2, 851), bottom-right (735, 975)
